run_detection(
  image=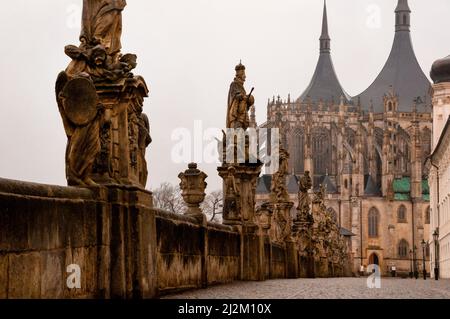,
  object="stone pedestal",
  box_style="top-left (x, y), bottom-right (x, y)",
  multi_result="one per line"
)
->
top-left (106, 185), bottom-right (157, 299)
top-left (218, 163), bottom-right (262, 226)
top-left (266, 202), bottom-right (294, 244)
top-left (238, 223), bottom-right (265, 281)
top-left (218, 161), bottom-right (263, 281)
top-left (285, 239), bottom-right (299, 278)
top-left (265, 201), bottom-right (298, 278)
top-left (315, 257), bottom-right (329, 278)
top-left (91, 77), bottom-right (150, 188)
